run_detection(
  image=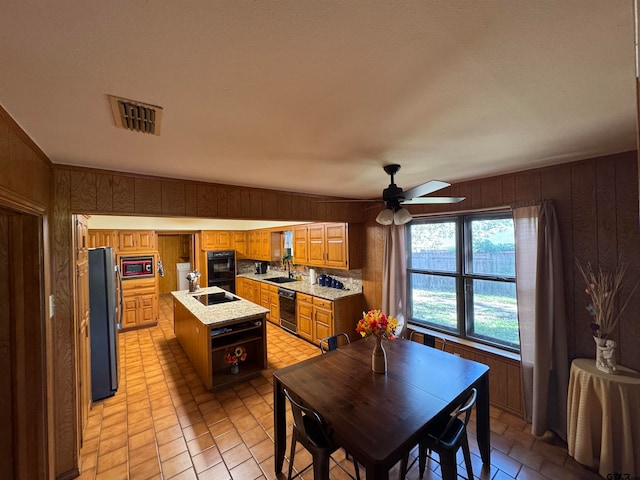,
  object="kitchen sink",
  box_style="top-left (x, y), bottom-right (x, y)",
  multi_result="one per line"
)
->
top-left (264, 277), bottom-right (297, 284)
